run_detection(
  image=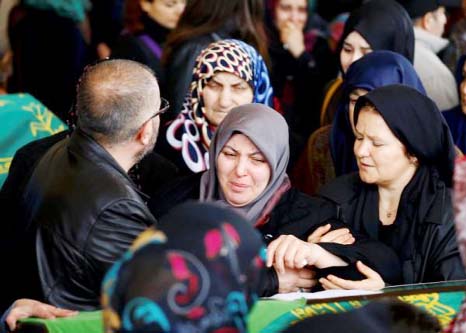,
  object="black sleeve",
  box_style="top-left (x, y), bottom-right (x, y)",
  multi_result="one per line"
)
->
top-left (130, 150), bottom-right (179, 198)
top-left (318, 239), bottom-right (402, 285)
top-left (424, 204), bottom-right (466, 282)
top-left (258, 268), bottom-right (280, 297)
top-left (261, 189), bottom-right (402, 285)
top-left (147, 173), bottom-right (202, 219)
top-left (258, 189), bottom-right (349, 242)
top-left (85, 199), bottom-right (155, 294)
